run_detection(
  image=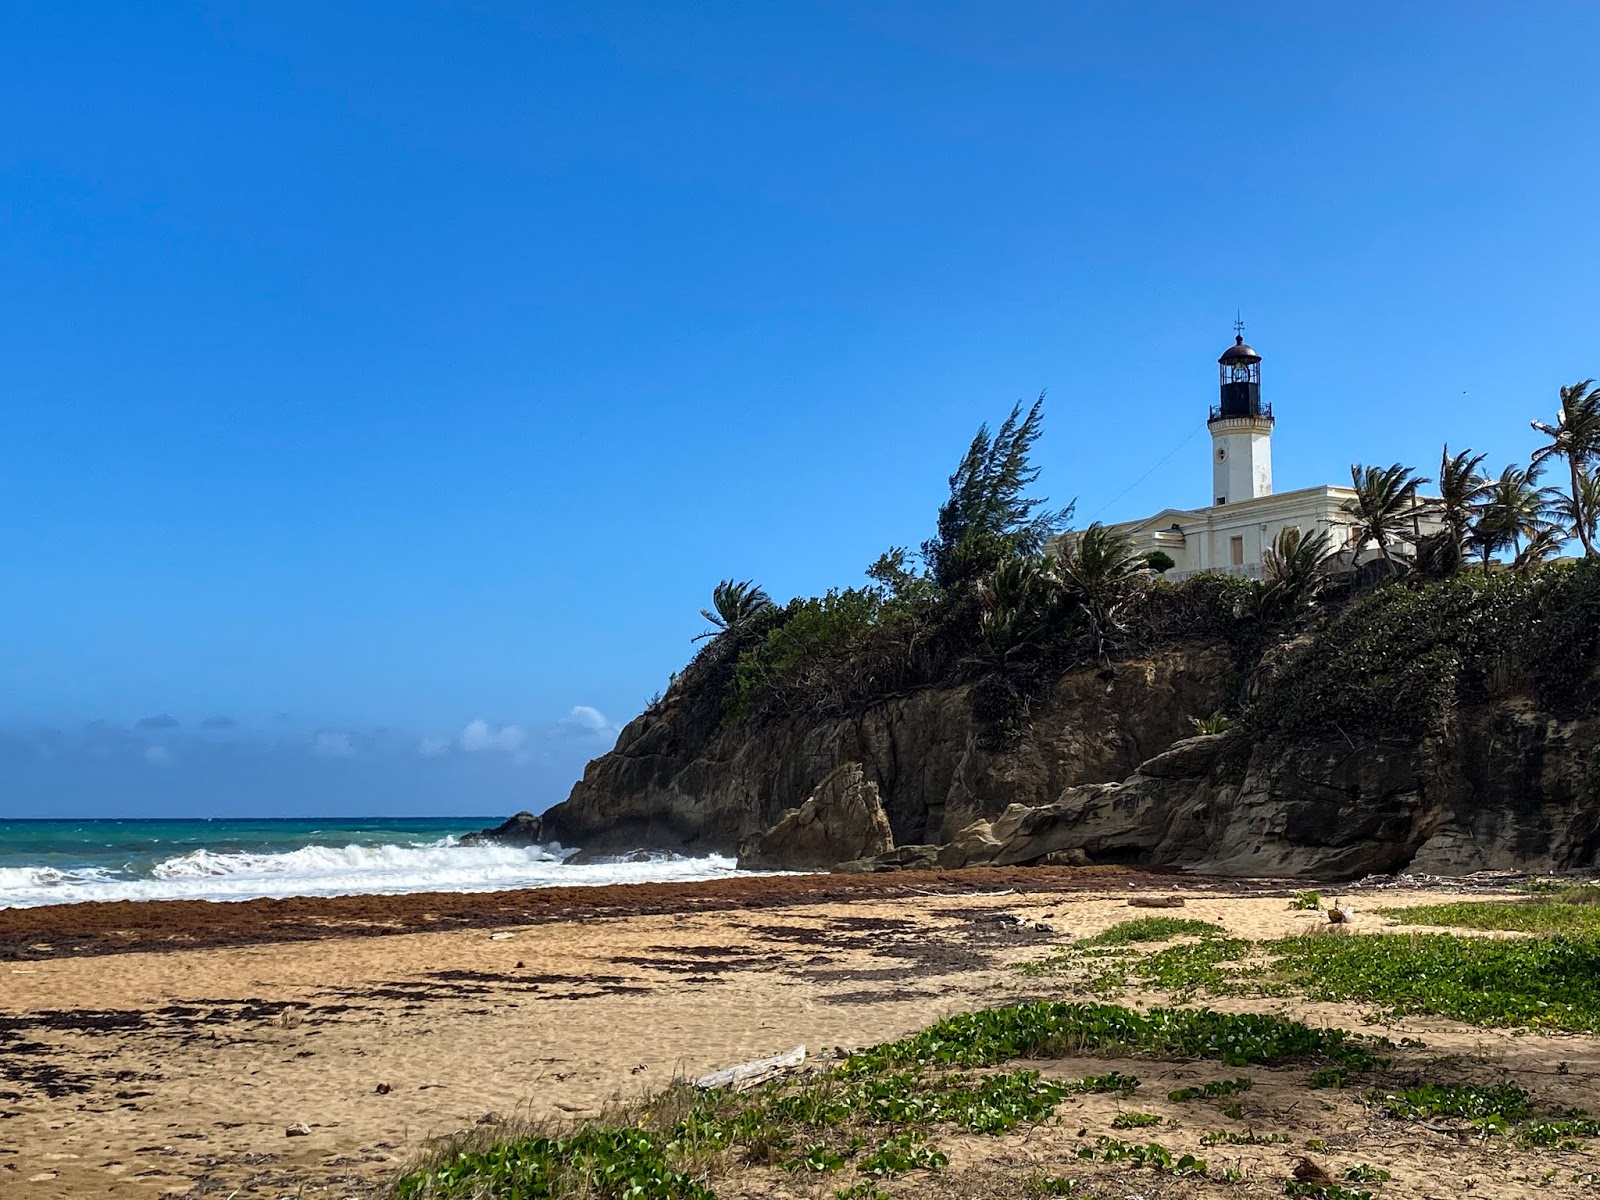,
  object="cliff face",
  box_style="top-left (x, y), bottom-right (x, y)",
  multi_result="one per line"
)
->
top-left (539, 642), bottom-right (1237, 853)
top-left (961, 703), bottom-right (1600, 880)
top-left (541, 634), bottom-right (1600, 878)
